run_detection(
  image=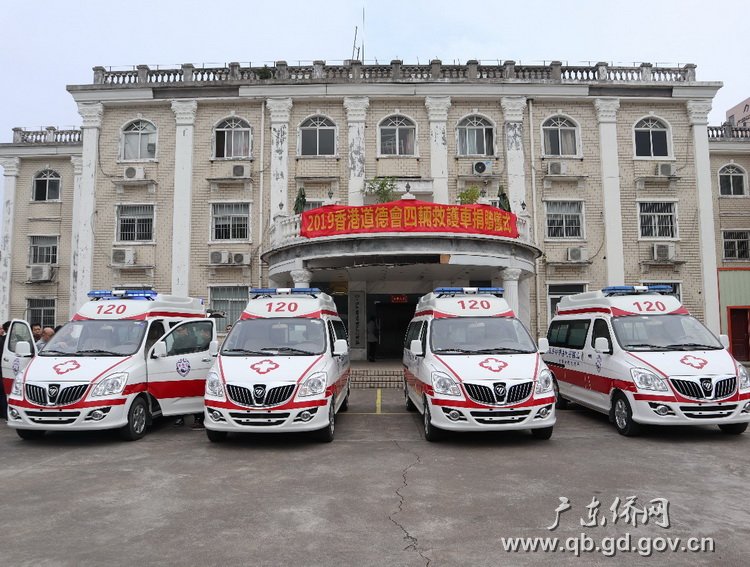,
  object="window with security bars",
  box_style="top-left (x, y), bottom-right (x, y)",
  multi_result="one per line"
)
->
top-left (117, 204), bottom-right (154, 241)
top-left (215, 117), bottom-right (251, 158)
top-left (33, 169), bottom-right (61, 201)
top-left (634, 118), bottom-right (669, 157)
top-left (548, 283), bottom-right (586, 321)
top-left (300, 116), bottom-right (335, 156)
top-left (639, 202), bottom-right (676, 238)
top-left (542, 116), bottom-right (578, 156)
top-left (641, 282), bottom-right (682, 301)
top-left (457, 116), bottom-right (494, 156)
top-left (380, 115), bottom-right (416, 156)
top-left (545, 201), bottom-right (583, 238)
top-left (210, 286), bottom-right (249, 329)
top-left (212, 203), bottom-right (250, 240)
top-left (122, 120), bottom-right (156, 160)
top-left (29, 236), bottom-right (58, 264)
top-left (27, 298), bottom-right (56, 327)
top-left (723, 230), bottom-right (750, 259)
top-left (719, 165), bottom-right (746, 196)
